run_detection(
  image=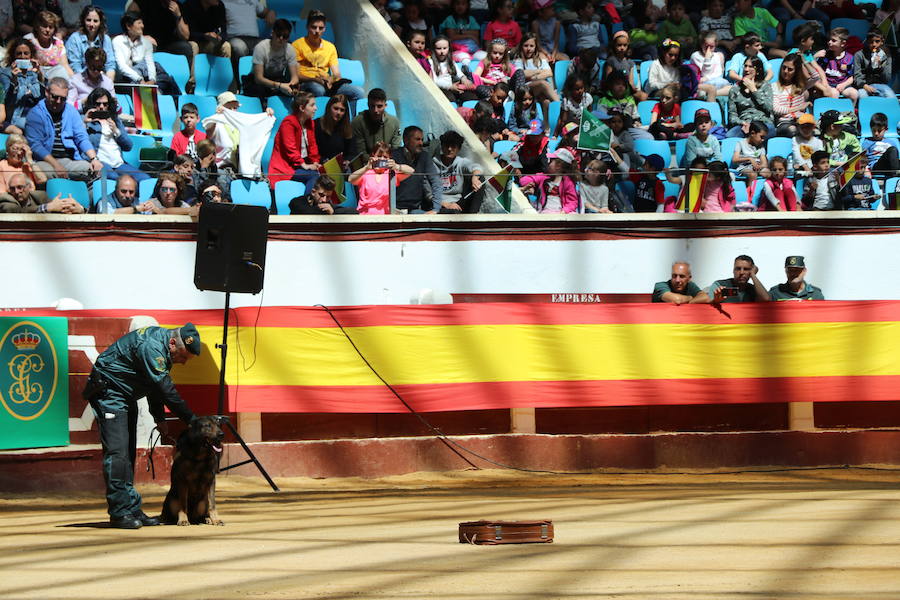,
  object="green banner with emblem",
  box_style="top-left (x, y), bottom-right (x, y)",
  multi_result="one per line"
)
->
top-left (0, 317), bottom-right (68, 450)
